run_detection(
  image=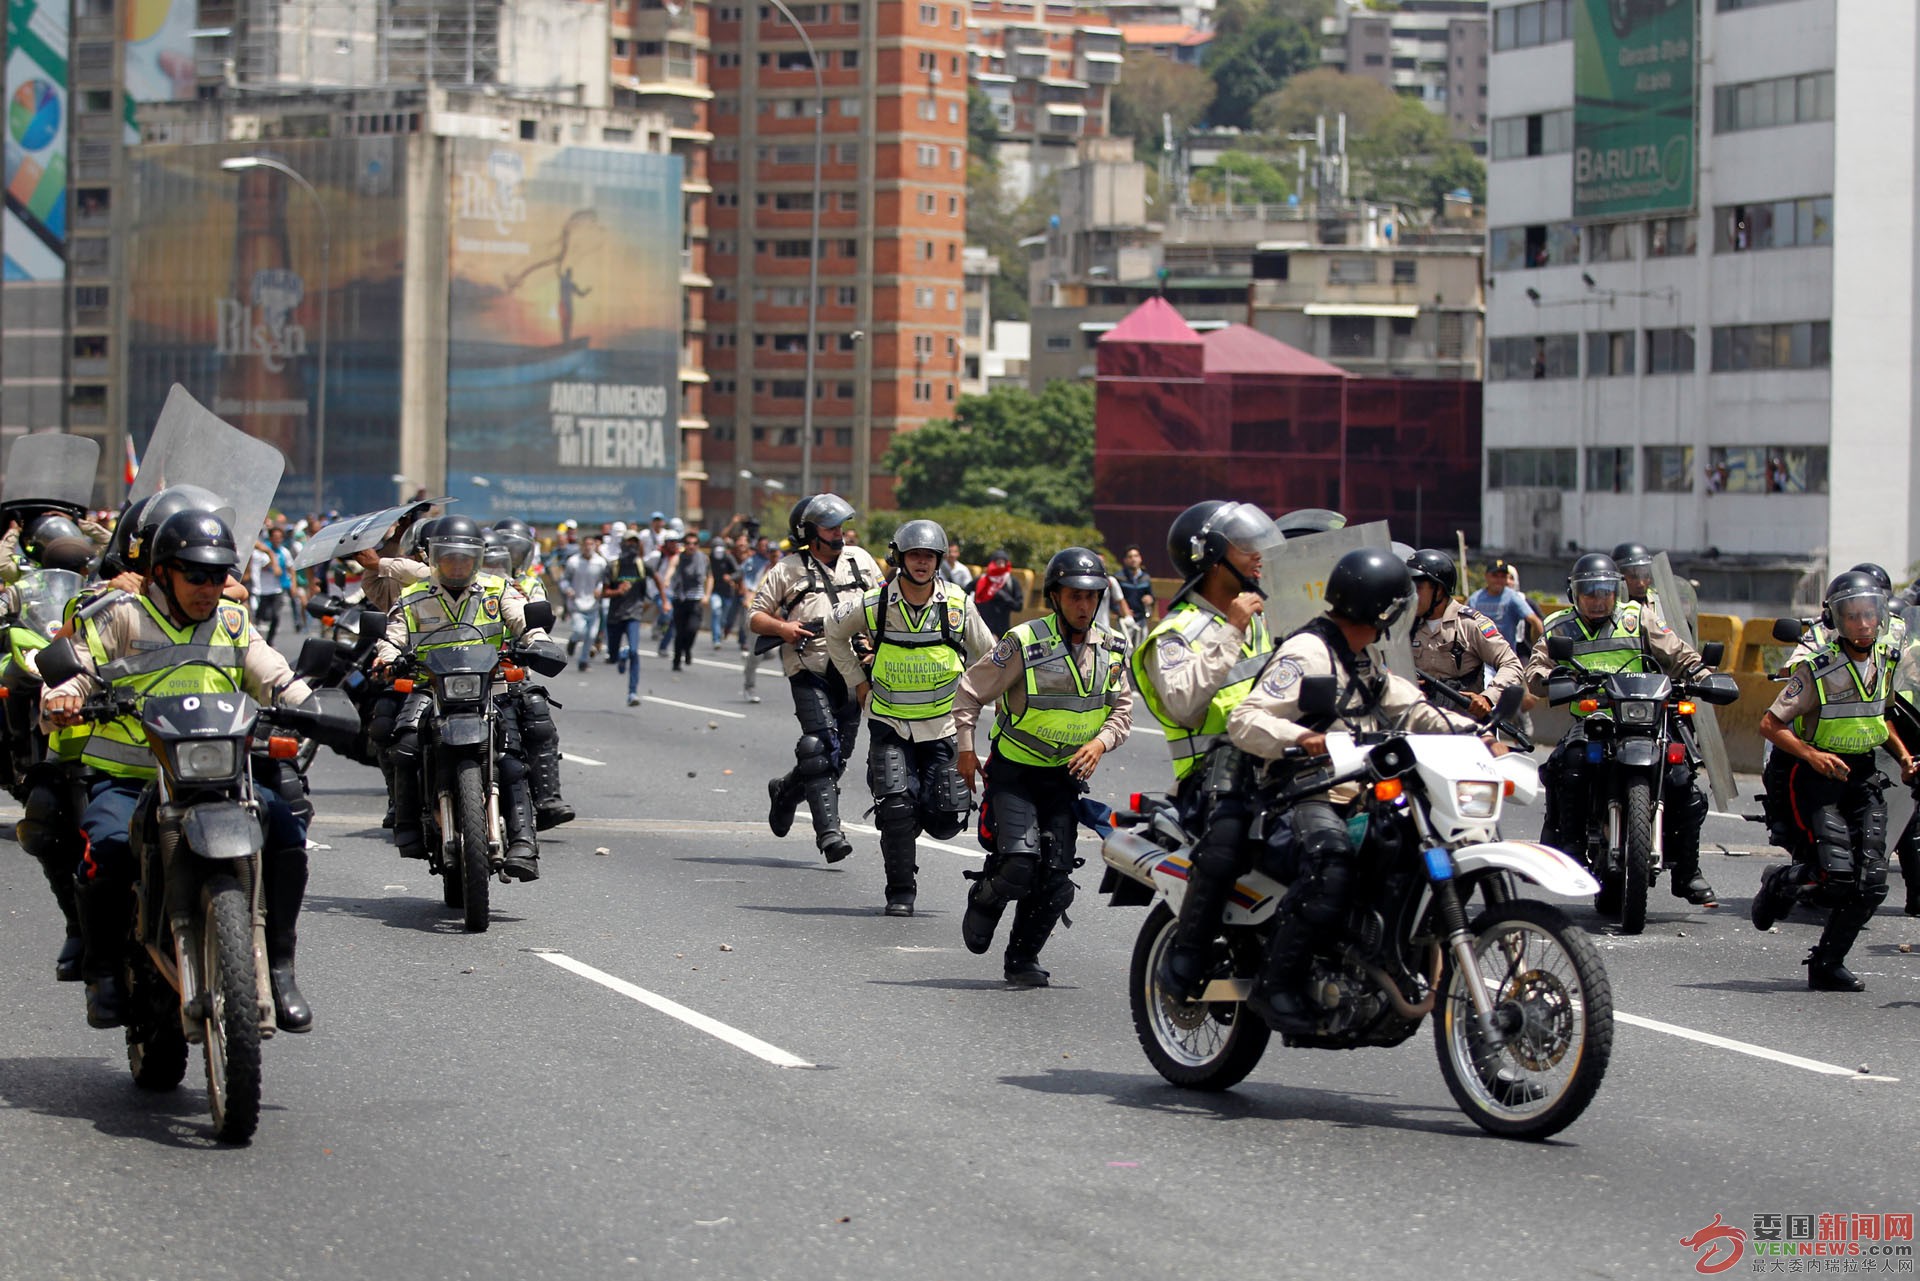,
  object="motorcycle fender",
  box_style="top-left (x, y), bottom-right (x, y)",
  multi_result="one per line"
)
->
top-left (181, 802), bottom-right (263, 862)
top-left (1614, 739), bottom-right (1659, 768)
top-left (438, 714), bottom-right (491, 748)
top-left (1453, 841), bottom-right (1601, 898)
